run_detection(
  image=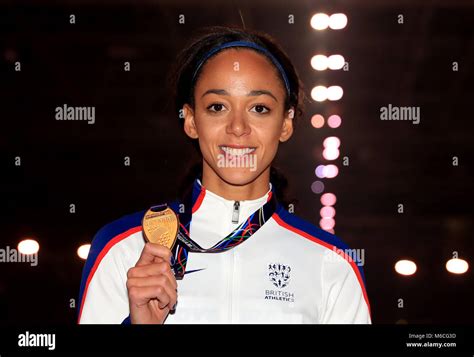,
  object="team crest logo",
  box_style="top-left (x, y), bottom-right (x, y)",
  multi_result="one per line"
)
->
top-left (268, 263), bottom-right (291, 289)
